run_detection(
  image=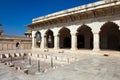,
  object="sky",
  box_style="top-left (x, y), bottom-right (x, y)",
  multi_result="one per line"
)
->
top-left (0, 0), bottom-right (99, 36)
